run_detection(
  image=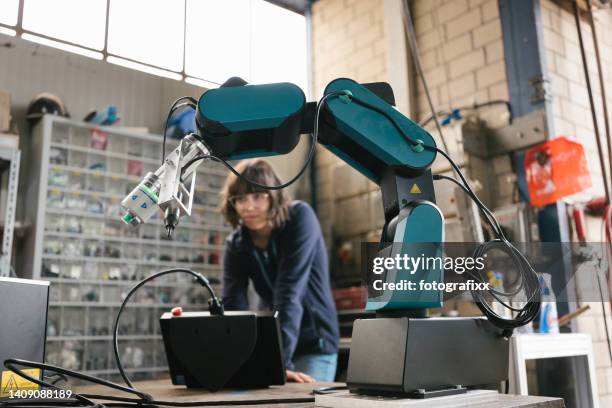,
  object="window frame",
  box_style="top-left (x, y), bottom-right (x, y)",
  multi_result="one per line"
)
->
top-left (0, 0), bottom-right (308, 89)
